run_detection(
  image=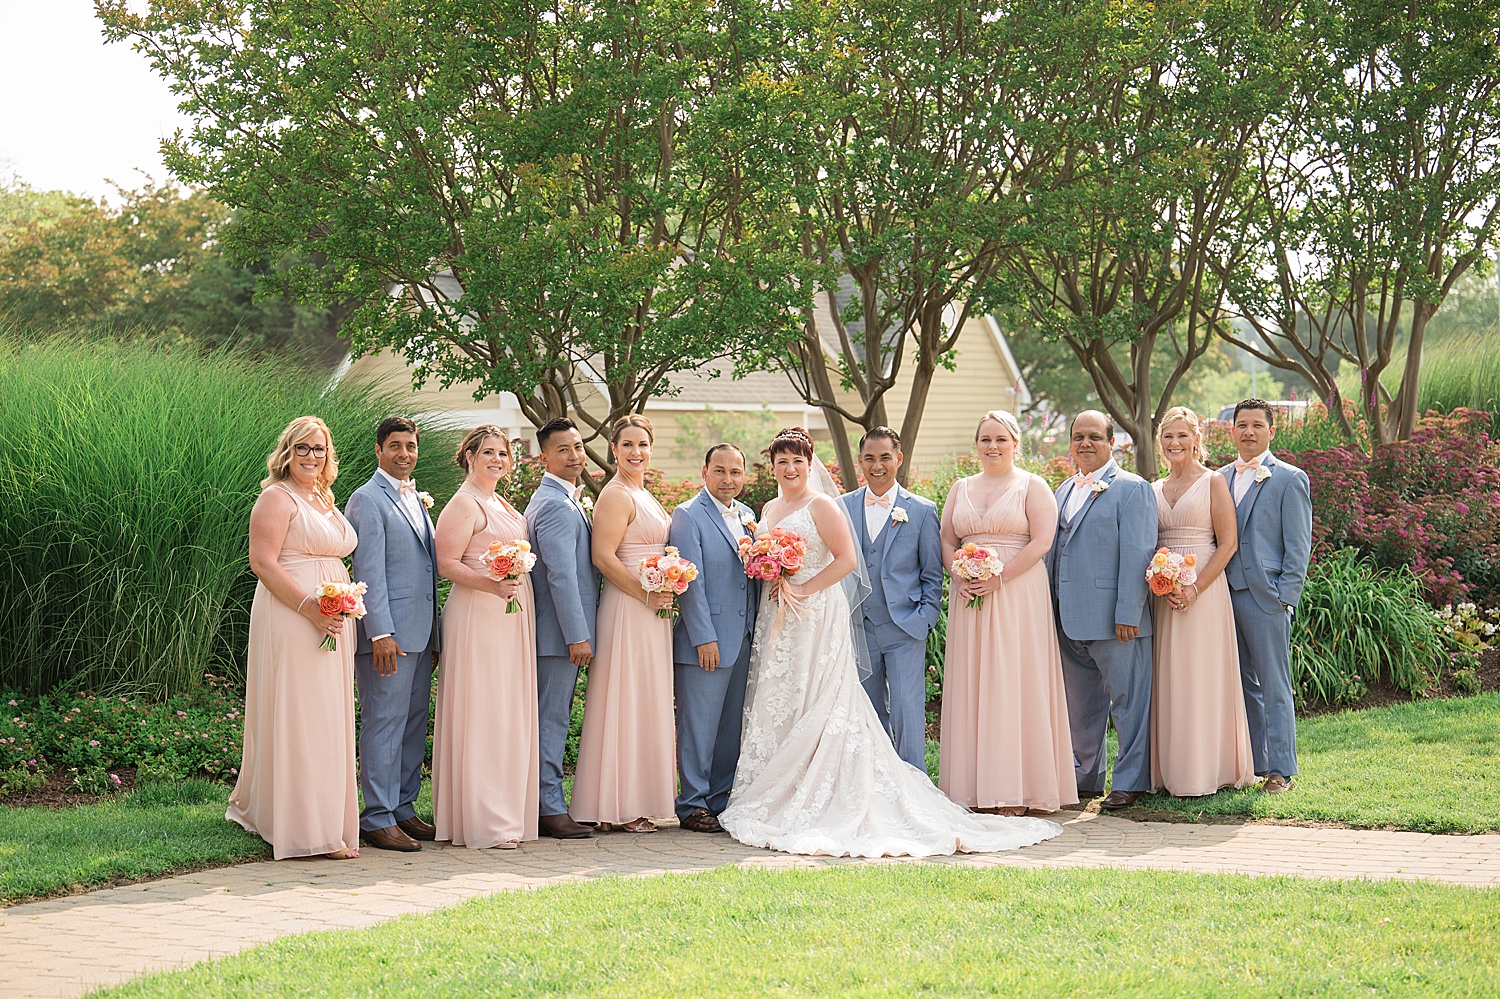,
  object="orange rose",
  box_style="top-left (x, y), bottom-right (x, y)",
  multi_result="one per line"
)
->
top-left (490, 555), bottom-right (515, 577)
top-left (1148, 573), bottom-right (1175, 596)
top-left (318, 595), bottom-right (343, 616)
